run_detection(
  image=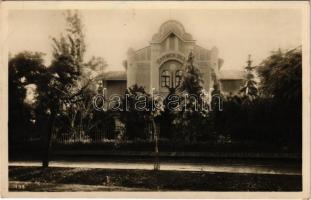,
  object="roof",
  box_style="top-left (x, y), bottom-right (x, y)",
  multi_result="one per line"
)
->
top-left (151, 20), bottom-right (194, 43)
top-left (219, 70), bottom-right (245, 80)
top-left (96, 70), bottom-right (127, 81)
